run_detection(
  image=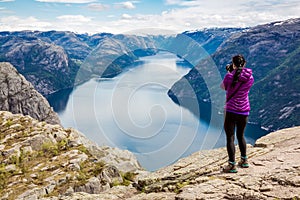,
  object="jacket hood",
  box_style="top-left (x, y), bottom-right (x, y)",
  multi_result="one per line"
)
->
top-left (238, 68), bottom-right (252, 82)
